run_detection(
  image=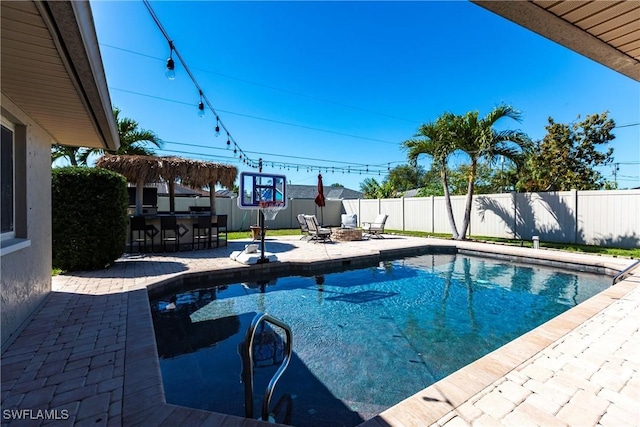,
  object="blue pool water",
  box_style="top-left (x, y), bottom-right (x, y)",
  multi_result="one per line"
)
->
top-left (149, 253), bottom-right (609, 426)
